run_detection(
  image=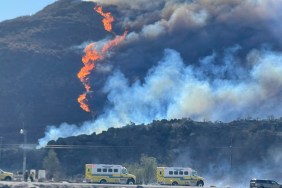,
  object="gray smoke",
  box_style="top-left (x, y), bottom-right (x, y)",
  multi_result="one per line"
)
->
top-left (35, 2), bottom-right (282, 187)
top-left (38, 0), bottom-right (282, 149)
top-left (173, 146), bottom-right (282, 187)
top-left (39, 47), bottom-right (282, 147)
